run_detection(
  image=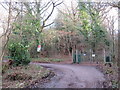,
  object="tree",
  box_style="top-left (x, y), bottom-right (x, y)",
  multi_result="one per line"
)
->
top-left (54, 2), bottom-right (83, 55)
top-left (78, 2), bottom-right (110, 54)
top-left (14, 1), bottom-right (62, 49)
top-left (0, 1), bottom-right (12, 60)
